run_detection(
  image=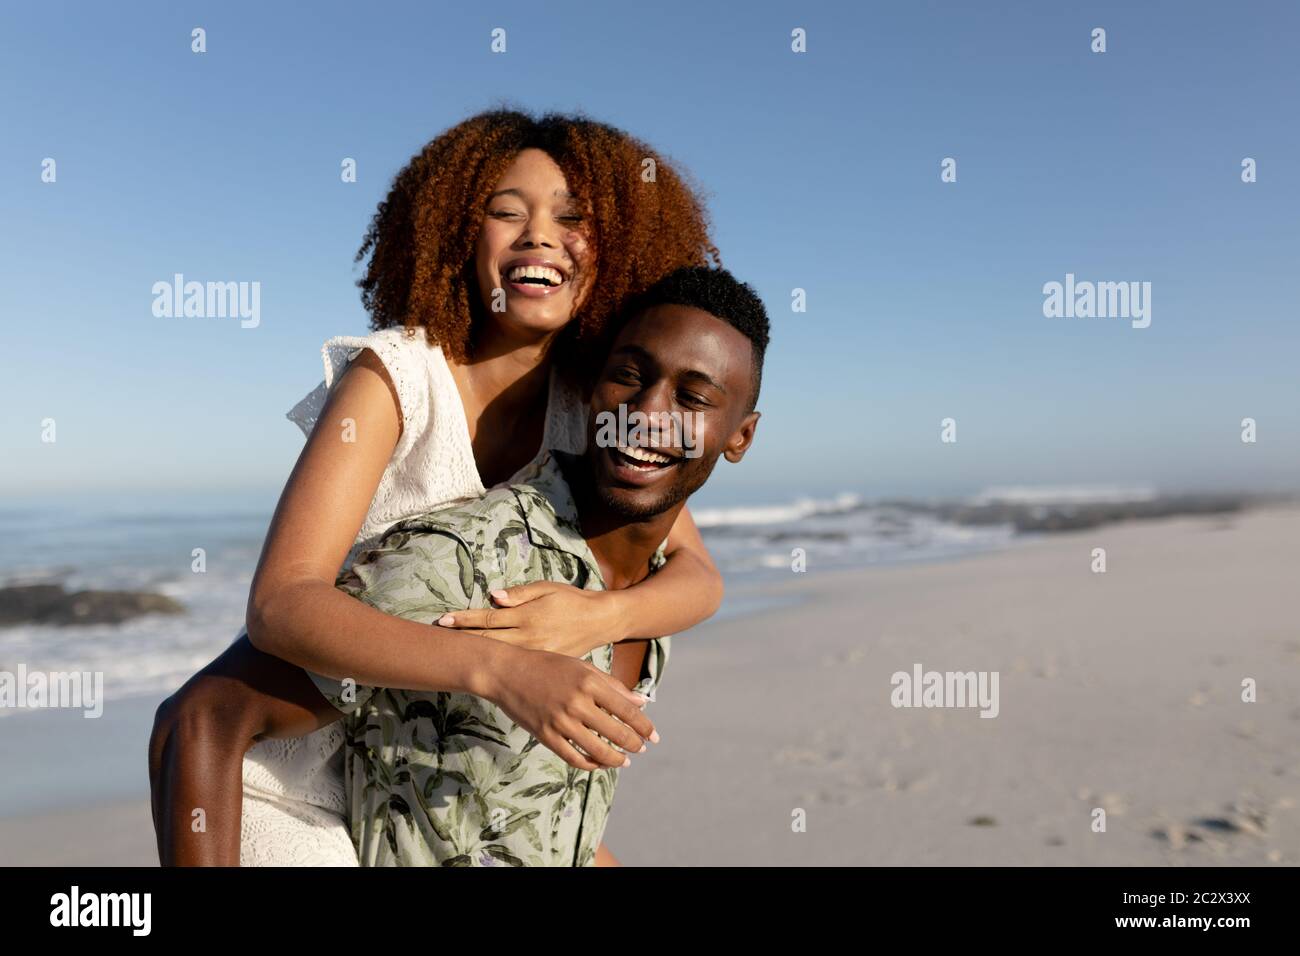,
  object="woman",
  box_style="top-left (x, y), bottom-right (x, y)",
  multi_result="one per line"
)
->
top-left (150, 109), bottom-right (724, 865)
